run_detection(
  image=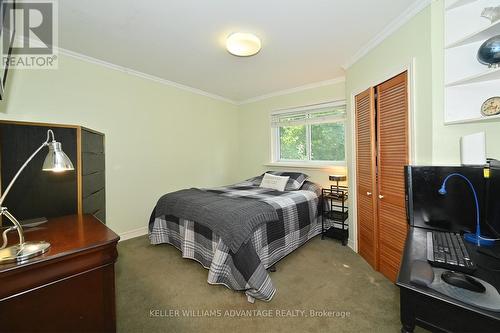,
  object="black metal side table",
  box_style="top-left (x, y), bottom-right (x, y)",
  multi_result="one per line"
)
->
top-left (321, 185), bottom-right (349, 246)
